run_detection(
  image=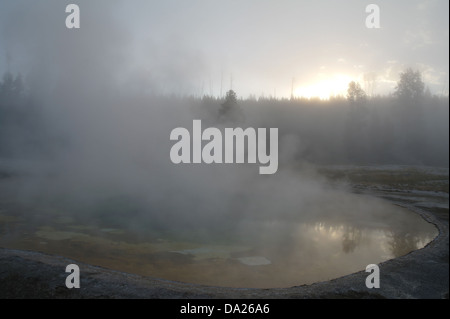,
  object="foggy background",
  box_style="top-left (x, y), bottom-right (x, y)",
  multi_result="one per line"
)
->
top-left (0, 1), bottom-right (448, 240)
top-left (1, 0), bottom-right (448, 98)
